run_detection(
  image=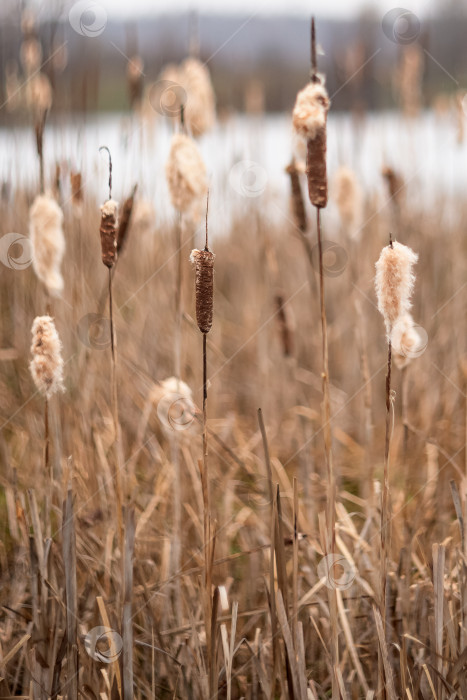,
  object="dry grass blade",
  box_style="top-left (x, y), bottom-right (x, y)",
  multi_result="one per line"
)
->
top-left (122, 508), bottom-right (135, 700)
top-left (62, 488), bottom-right (78, 700)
